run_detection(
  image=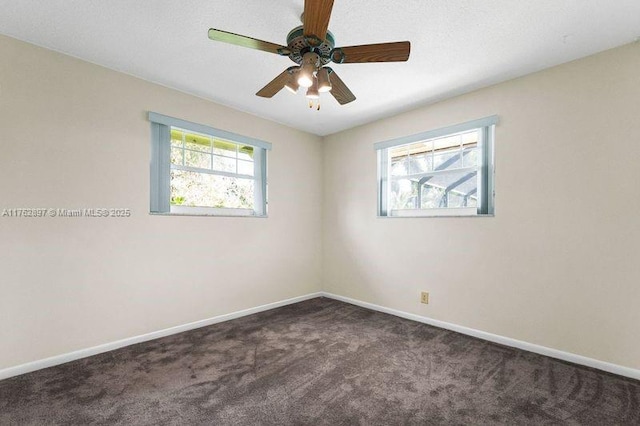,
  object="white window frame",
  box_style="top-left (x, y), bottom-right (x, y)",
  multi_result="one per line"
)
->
top-left (376, 116), bottom-right (498, 218)
top-left (149, 112), bottom-right (271, 217)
